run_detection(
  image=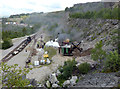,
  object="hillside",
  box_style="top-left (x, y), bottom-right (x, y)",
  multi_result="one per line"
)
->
top-left (23, 2), bottom-right (120, 87)
top-left (1, 1), bottom-right (120, 88)
top-left (22, 2), bottom-right (119, 42)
